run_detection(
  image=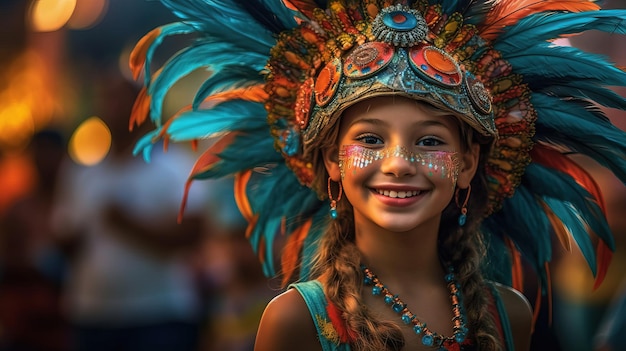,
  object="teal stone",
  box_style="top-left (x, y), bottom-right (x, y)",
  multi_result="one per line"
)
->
top-left (422, 334), bottom-right (434, 347)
